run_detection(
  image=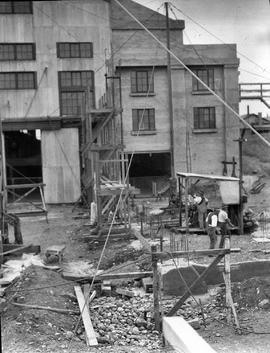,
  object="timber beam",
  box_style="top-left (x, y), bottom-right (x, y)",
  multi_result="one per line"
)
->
top-left (81, 111), bottom-right (114, 155)
top-left (154, 248), bottom-right (241, 261)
